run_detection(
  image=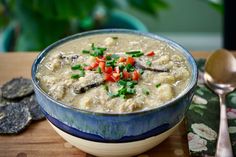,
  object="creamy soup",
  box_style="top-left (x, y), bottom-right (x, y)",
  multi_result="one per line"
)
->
top-left (36, 33), bottom-right (191, 113)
